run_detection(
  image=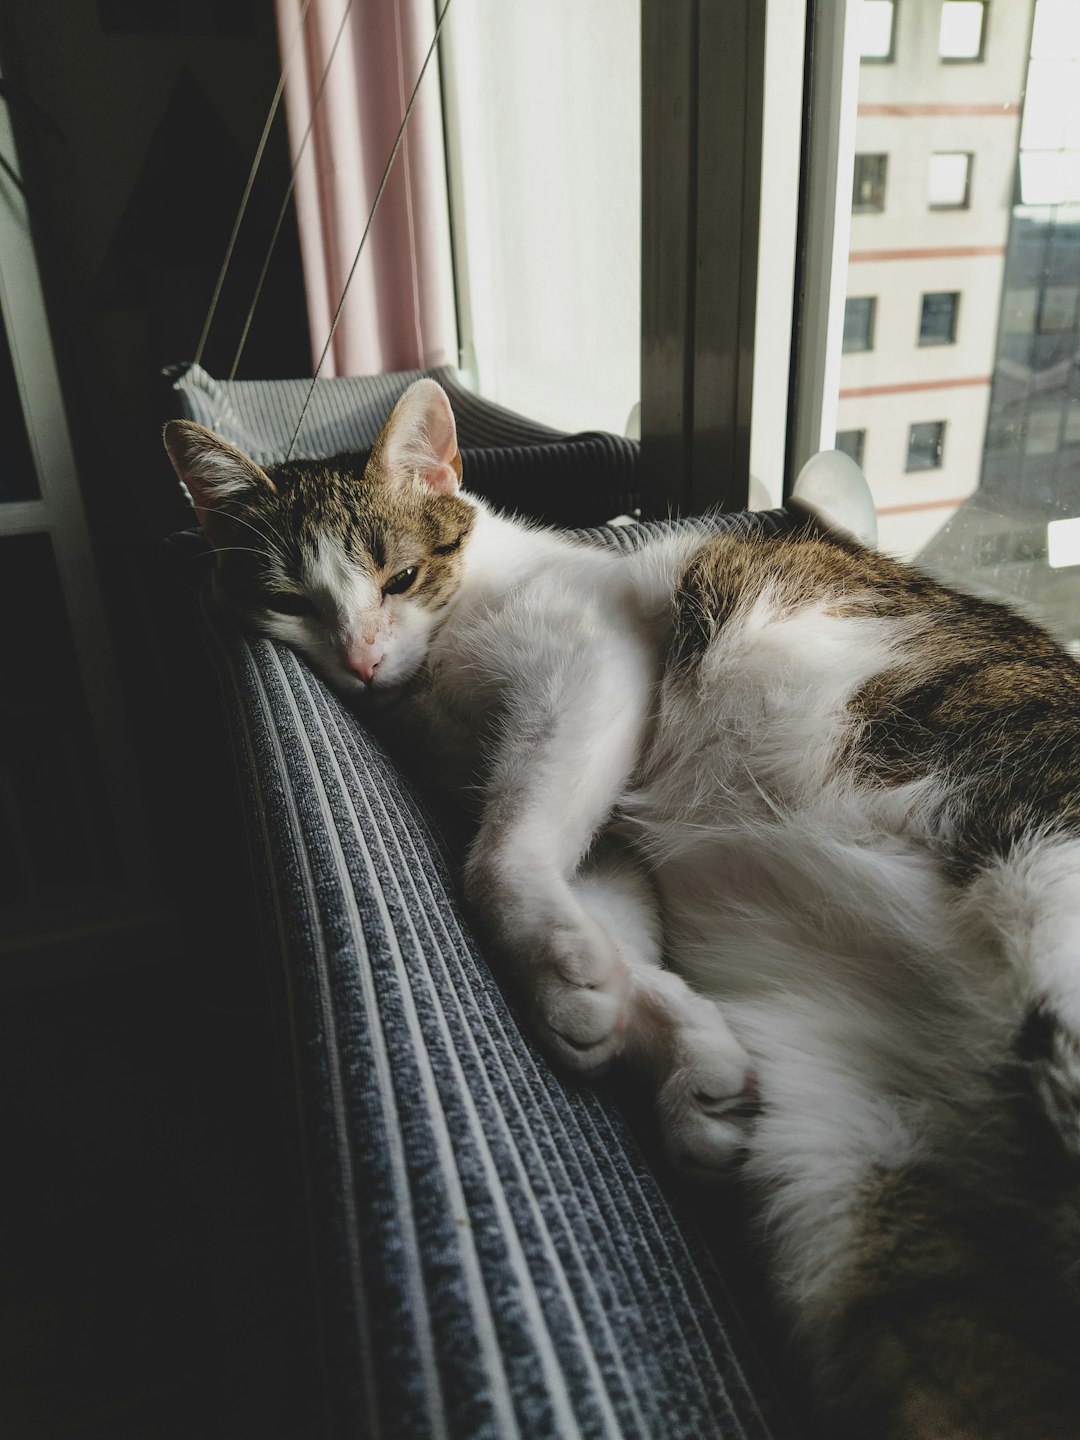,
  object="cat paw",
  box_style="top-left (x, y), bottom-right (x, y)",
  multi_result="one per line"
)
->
top-left (529, 921), bottom-right (633, 1076)
top-left (658, 1018), bottom-right (759, 1178)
